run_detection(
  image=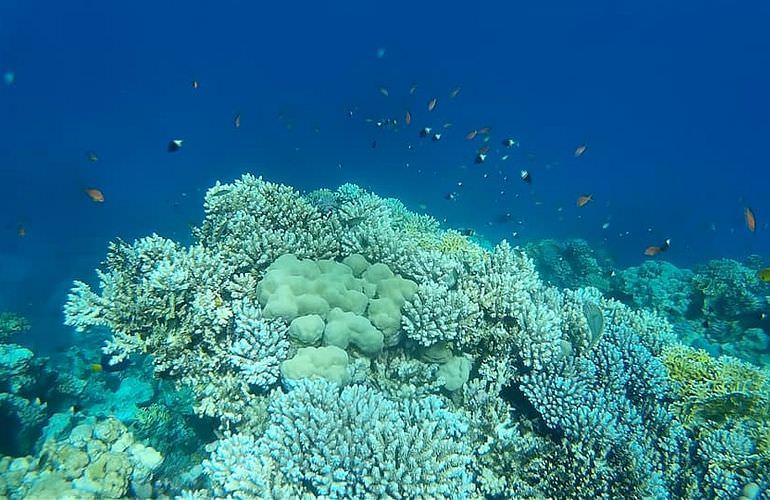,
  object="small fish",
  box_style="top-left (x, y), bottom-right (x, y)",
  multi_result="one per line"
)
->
top-left (757, 267), bottom-right (770, 282)
top-left (574, 144), bottom-right (587, 157)
top-left (420, 127), bottom-right (432, 138)
top-left (475, 152), bottom-right (487, 164)
top-left (607, 269), bottom-right (617, 278)
top-left (17, 225), bottom-right (26, 238)
top-left (520, 170), bottom-right (532, 184)
top-left (501, 138), bottom-right (518, 148)
top-left (379, 87), bottom-right (389, 97)
top-left (477, 127), bottom-right (491, 135)
top-left (644, 238), bottom-right (671, 256)
top-left (459, 228), bottom-right (475, 237)
top-left (442, 122), bottom-right (453, 128)
top-left (478, 145), bottom-right (490, 155)
top-left (602, 221), bottom-right (610, 230)
top-left (501, 154), bottom-right (509, 161)
top-left (465, 130), bottom-right (478, 140)
top-left (409, 83), bottom-right (418, 95)
top-left (234, 113), bottom-right (241, 128)
top-left (87, 151), bottom-right (99, 162)
top-left (191, 80), bottom-right (199, 89)
top-left (745, 207), bottom-right (756, 232)
top-left (450, 86), bottom-right (461, 98)
top-left (576, 194), bottom-right (593, 207)
top-left (84, 188), bottom-right (105, 202)
top-left (444, 191), bottom-right (458, 201)
top-left (405, 110), bottom-right (412, 126)
top-left (167, 139), bottom-right (184, 152)
top-left (427, 97), bottom-right (437, 111)
top-left (432, 133), bottom-right (442, 142)
top-left (417, 203), bottom-right (427, 210)
top-left (371, 139), bottom-right (377, 149)
top-left (90, 363), bottom-right (103, 373)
